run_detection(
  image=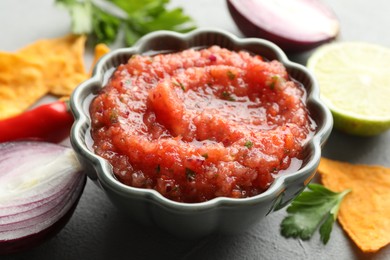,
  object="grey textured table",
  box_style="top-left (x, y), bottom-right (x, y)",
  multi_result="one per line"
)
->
top-left (1, 0), bottom-right (389, 259)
